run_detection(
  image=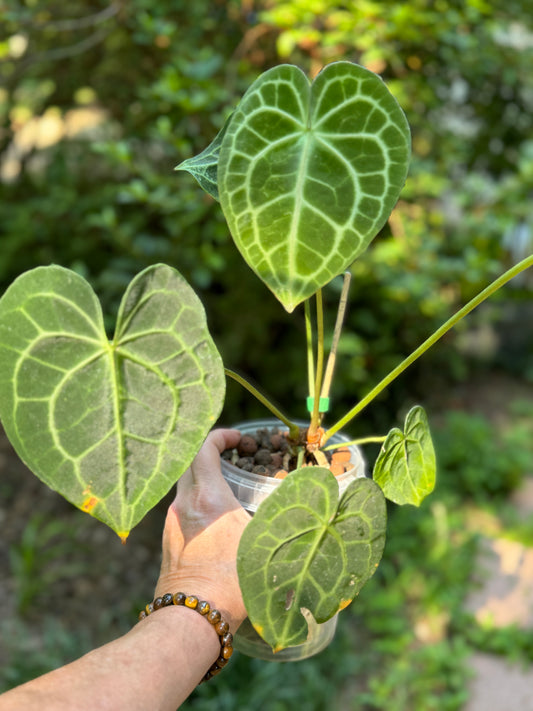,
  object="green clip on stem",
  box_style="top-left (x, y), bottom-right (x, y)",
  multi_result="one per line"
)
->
top-left (307, 396), bottom-right (330, 414)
